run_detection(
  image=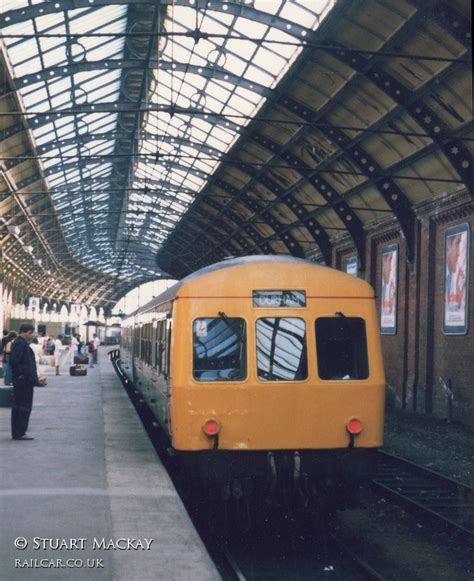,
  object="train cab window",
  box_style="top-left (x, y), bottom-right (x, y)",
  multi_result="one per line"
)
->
top-left (193, 318), bottom-right (246, 381)
top-left (315, 317), bottom-right (368, 380)
top-left (256, 318), bottom-right (308, 381)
